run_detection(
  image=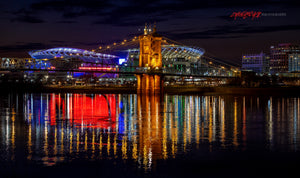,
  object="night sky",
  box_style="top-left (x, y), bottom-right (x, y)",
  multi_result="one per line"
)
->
top-left (1, 0), bottom-right (300, 65)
